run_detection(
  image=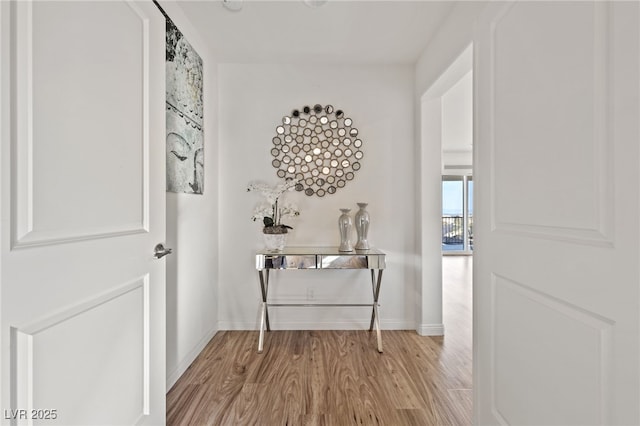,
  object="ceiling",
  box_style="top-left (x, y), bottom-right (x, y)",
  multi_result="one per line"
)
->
top-left (177, 0), bottom-right (457, 64)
